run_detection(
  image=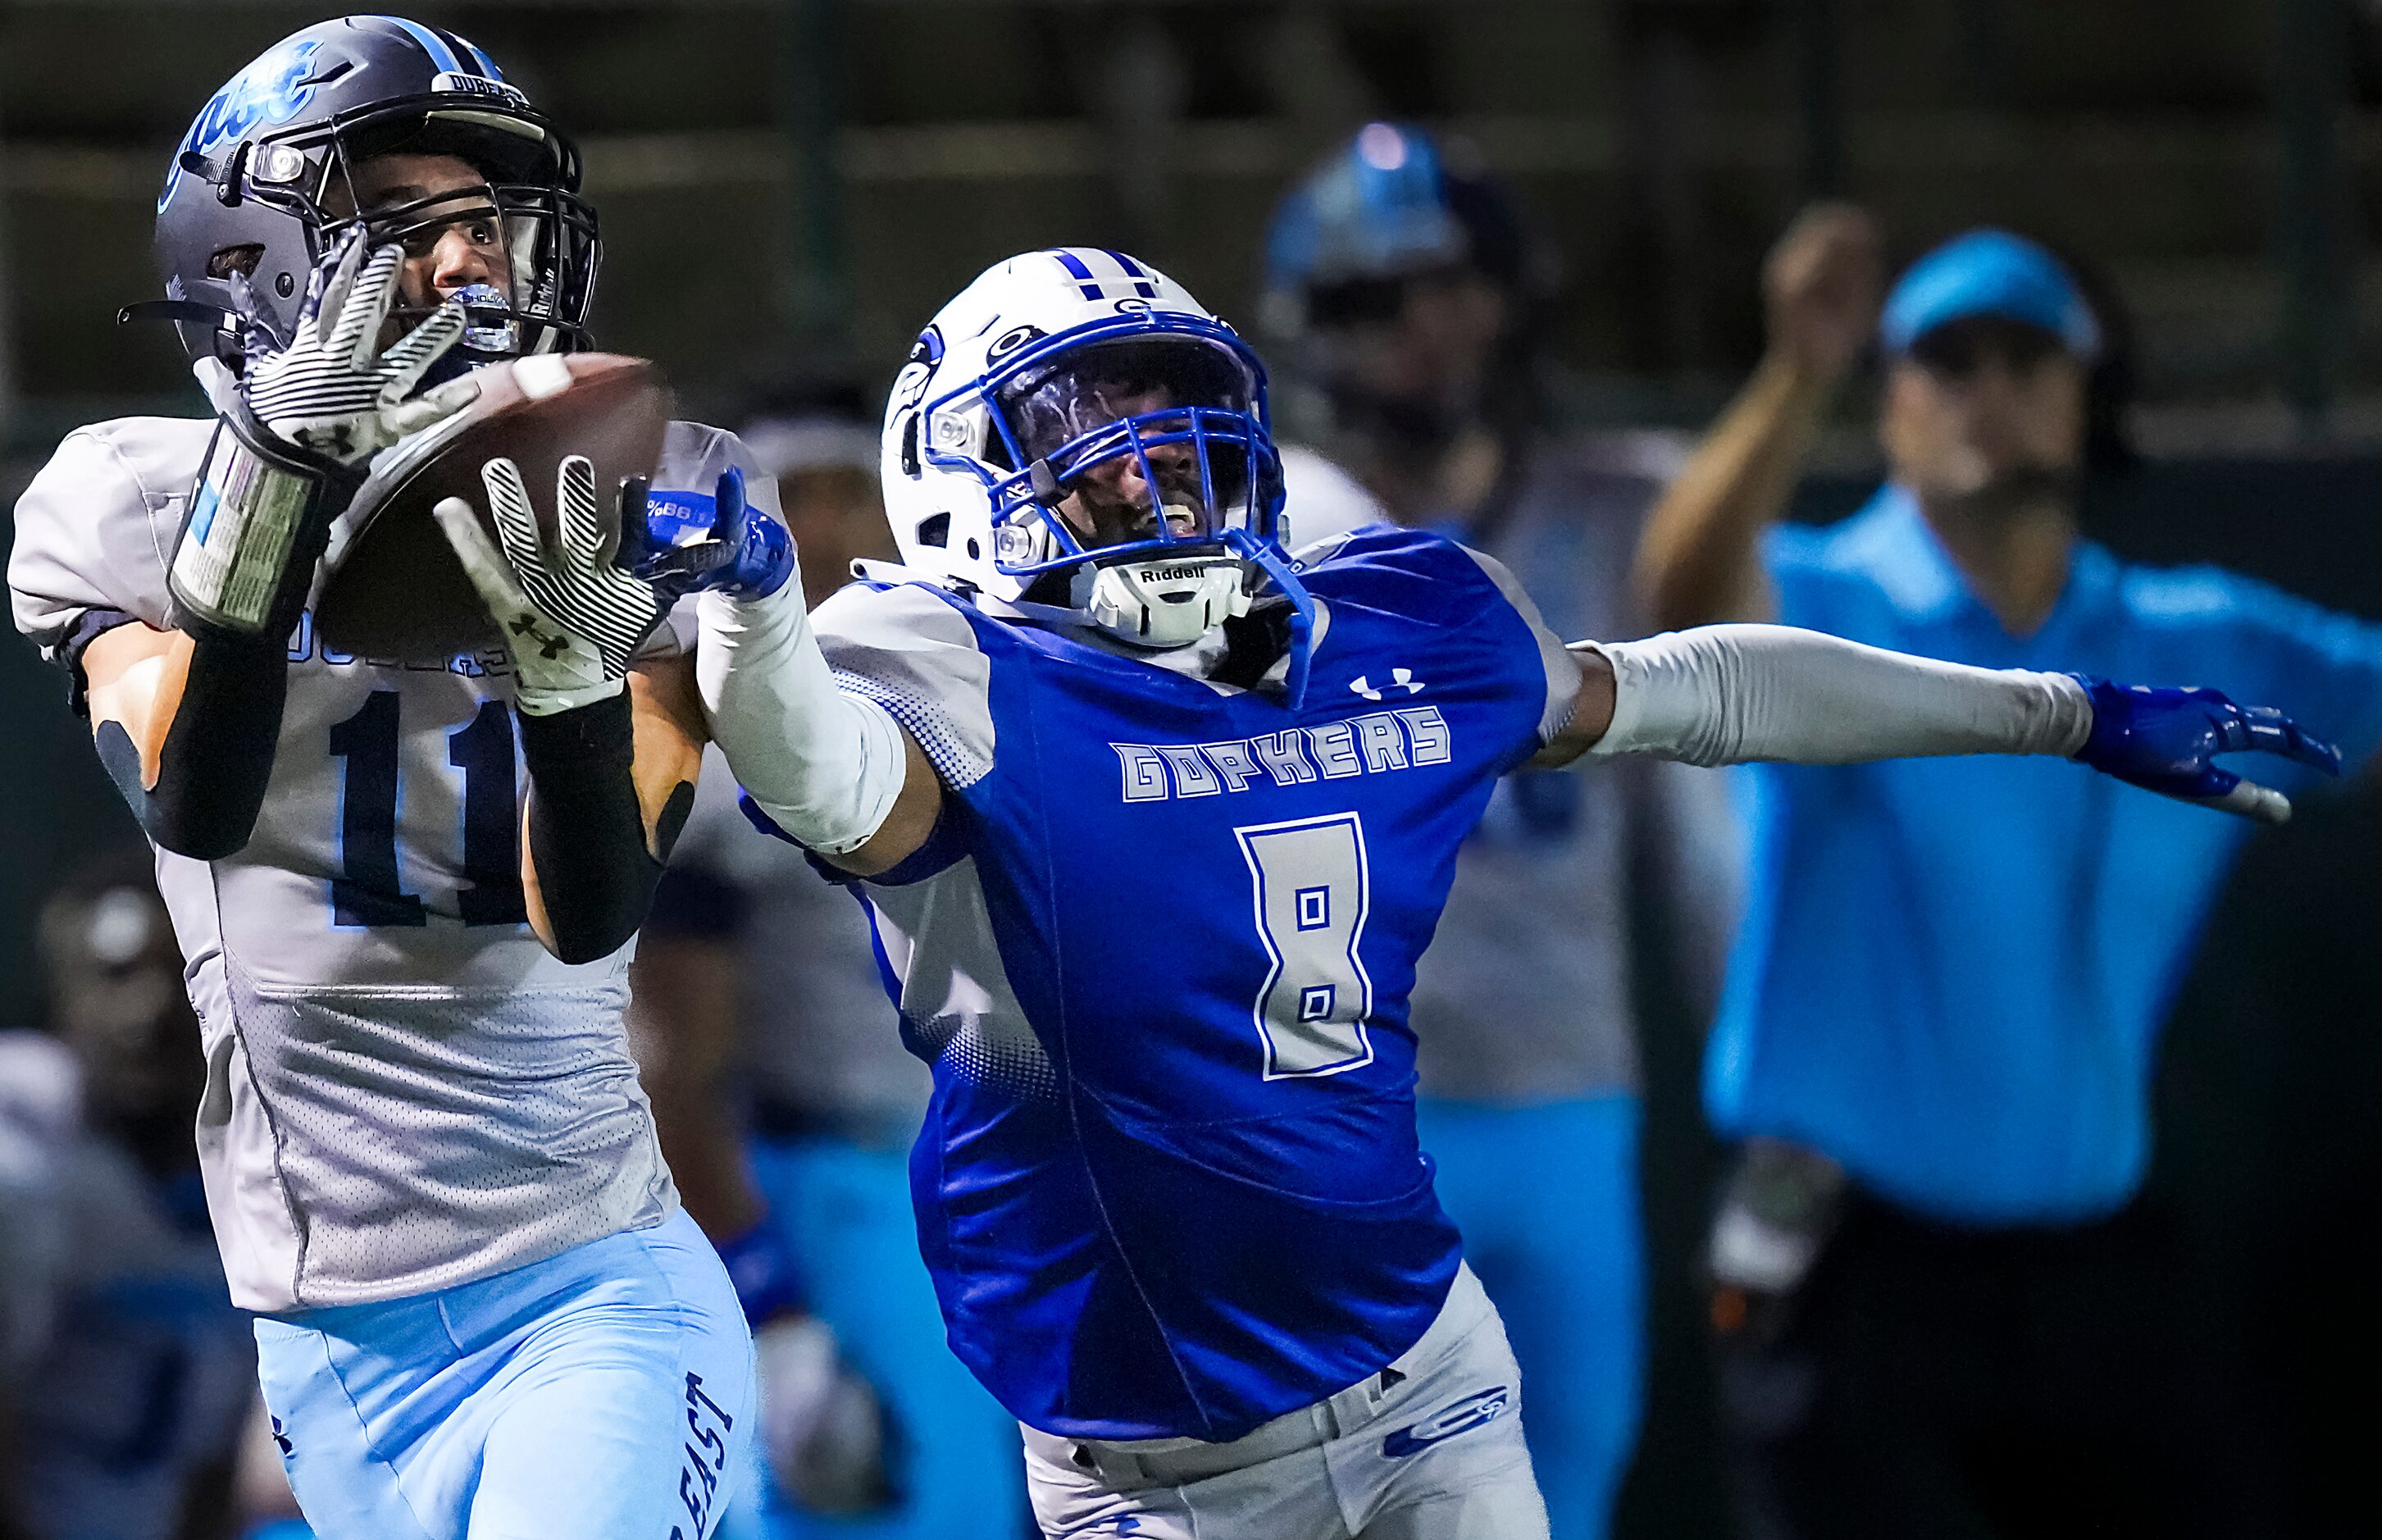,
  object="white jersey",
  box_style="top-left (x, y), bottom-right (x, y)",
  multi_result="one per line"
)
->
top-left (8, 413), bottom-right (774, 1313)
